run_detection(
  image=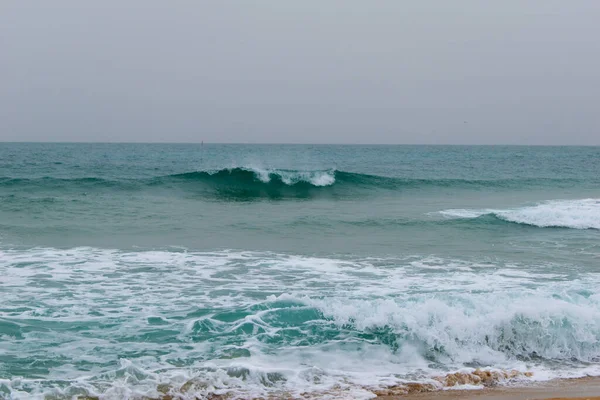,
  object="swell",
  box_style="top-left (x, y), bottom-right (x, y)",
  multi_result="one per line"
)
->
top-left (0, 176), bottom-right (135, 190)
top-left (0, 167), bottom-right (592, 198)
